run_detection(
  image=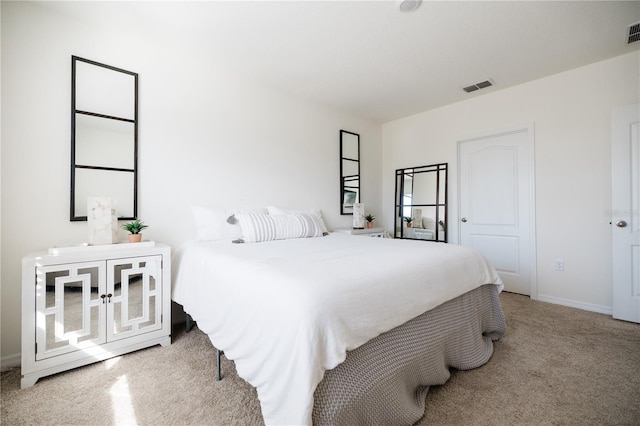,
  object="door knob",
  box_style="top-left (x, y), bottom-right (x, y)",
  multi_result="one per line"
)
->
top-left (461, 217), bottom-right (468, 223)
top-left (616, 220), bottom-right (627, 228)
